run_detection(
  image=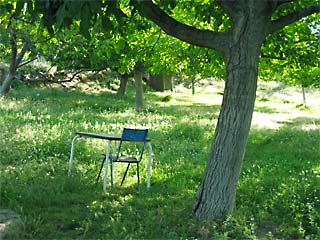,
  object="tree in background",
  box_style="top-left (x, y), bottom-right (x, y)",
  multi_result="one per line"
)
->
top-left (0, 2), bottom-right (32, 96)
top-left (32, 1), bottom-right (179, 111)
top-left (35, 1), bottom-right (223, 110)
top-left (0, 1), bottom-right (55, 96)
